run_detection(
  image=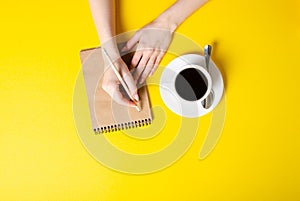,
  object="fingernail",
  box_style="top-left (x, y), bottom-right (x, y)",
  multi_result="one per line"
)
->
top-left (121, 46), bottom-right (127, 51)
top-left (134, 94), bottom-right (139, 101)
top-left (139, 79), bottom-right (145, 84)
top-left (130, 102), bottom-right (136, 107)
